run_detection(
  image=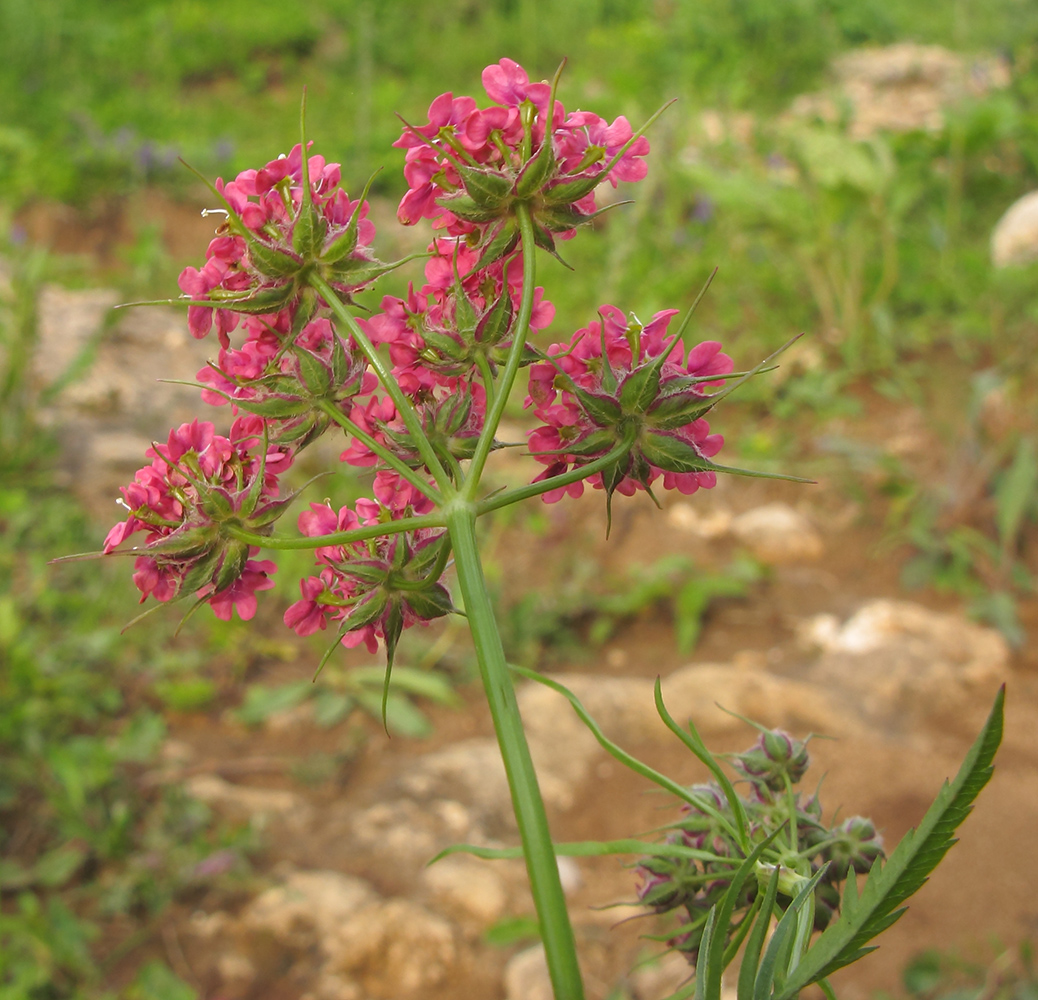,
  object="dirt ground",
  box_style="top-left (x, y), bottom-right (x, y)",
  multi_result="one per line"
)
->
top-left (19, 193), bottom-right (1038, 1000)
